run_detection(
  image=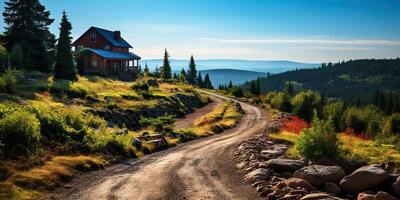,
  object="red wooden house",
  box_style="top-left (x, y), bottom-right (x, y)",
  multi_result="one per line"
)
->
top-left (73, 27), bottom-right (141, 75)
